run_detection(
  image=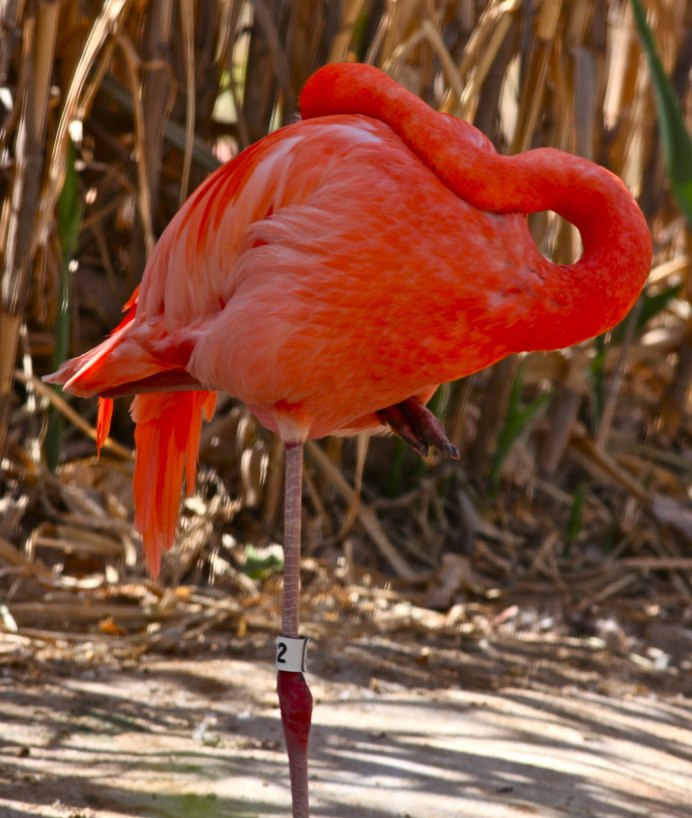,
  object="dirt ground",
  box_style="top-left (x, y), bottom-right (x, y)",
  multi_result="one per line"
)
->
top-left (1, 616), bottom-right (691, 818)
